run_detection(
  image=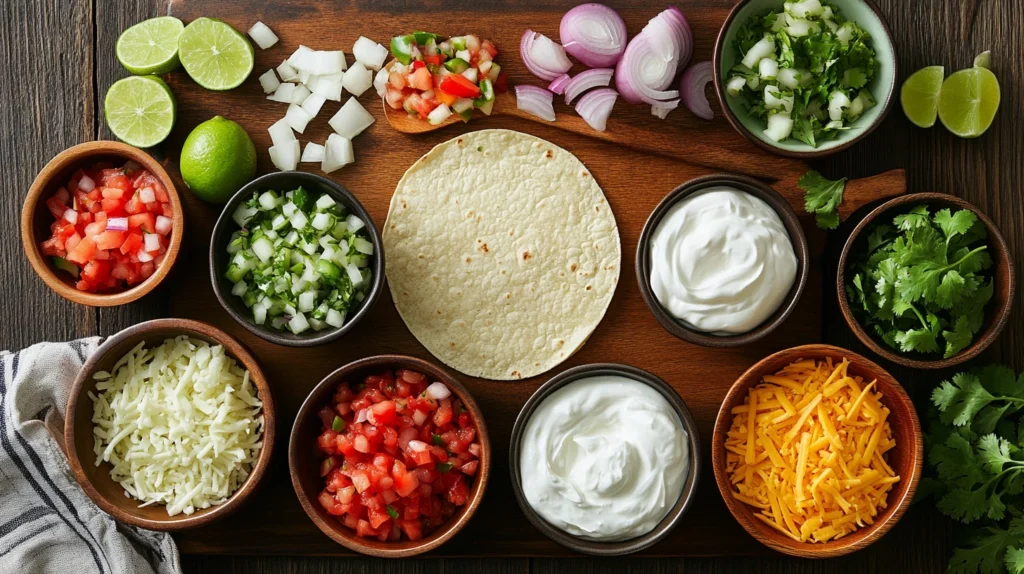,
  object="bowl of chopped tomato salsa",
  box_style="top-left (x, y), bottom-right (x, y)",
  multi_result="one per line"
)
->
top-left (289, 355), bottom-right (490, 557)
top-left (21, 141), bottom-right (182, 306)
